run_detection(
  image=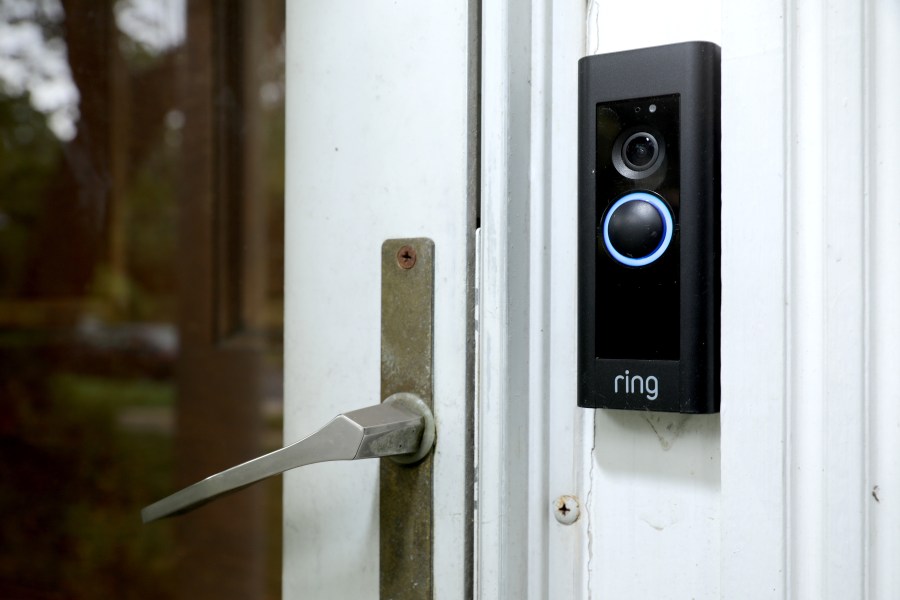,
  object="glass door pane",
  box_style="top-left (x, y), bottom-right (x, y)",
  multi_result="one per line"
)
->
top-left (0, 1), bottom-right (285, 597)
